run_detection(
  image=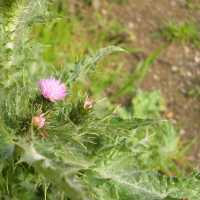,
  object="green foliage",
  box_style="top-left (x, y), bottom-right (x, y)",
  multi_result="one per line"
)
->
top-left (186, 1), bottom-right (200, 9)
top-left (0, 0), bottom-right (200, 200)
top-left (117, 89), bottom-right (194, 176)
top-left (64, 46), bottom-right (125, 86)
top-left (108, 43), bottom-right (166, 101)
top-left (71, 42), bottom-right (163, 102)
top-left (87, 167), bottom-right (200, 200)
top-left (0, 0), bottom-right (18, 12)
top-left (186, 85), bottom-right (200, 98)
top-left (152, 20), bottom-right (200, 48)
top-left (32, 1), bottom-right (133, 66)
